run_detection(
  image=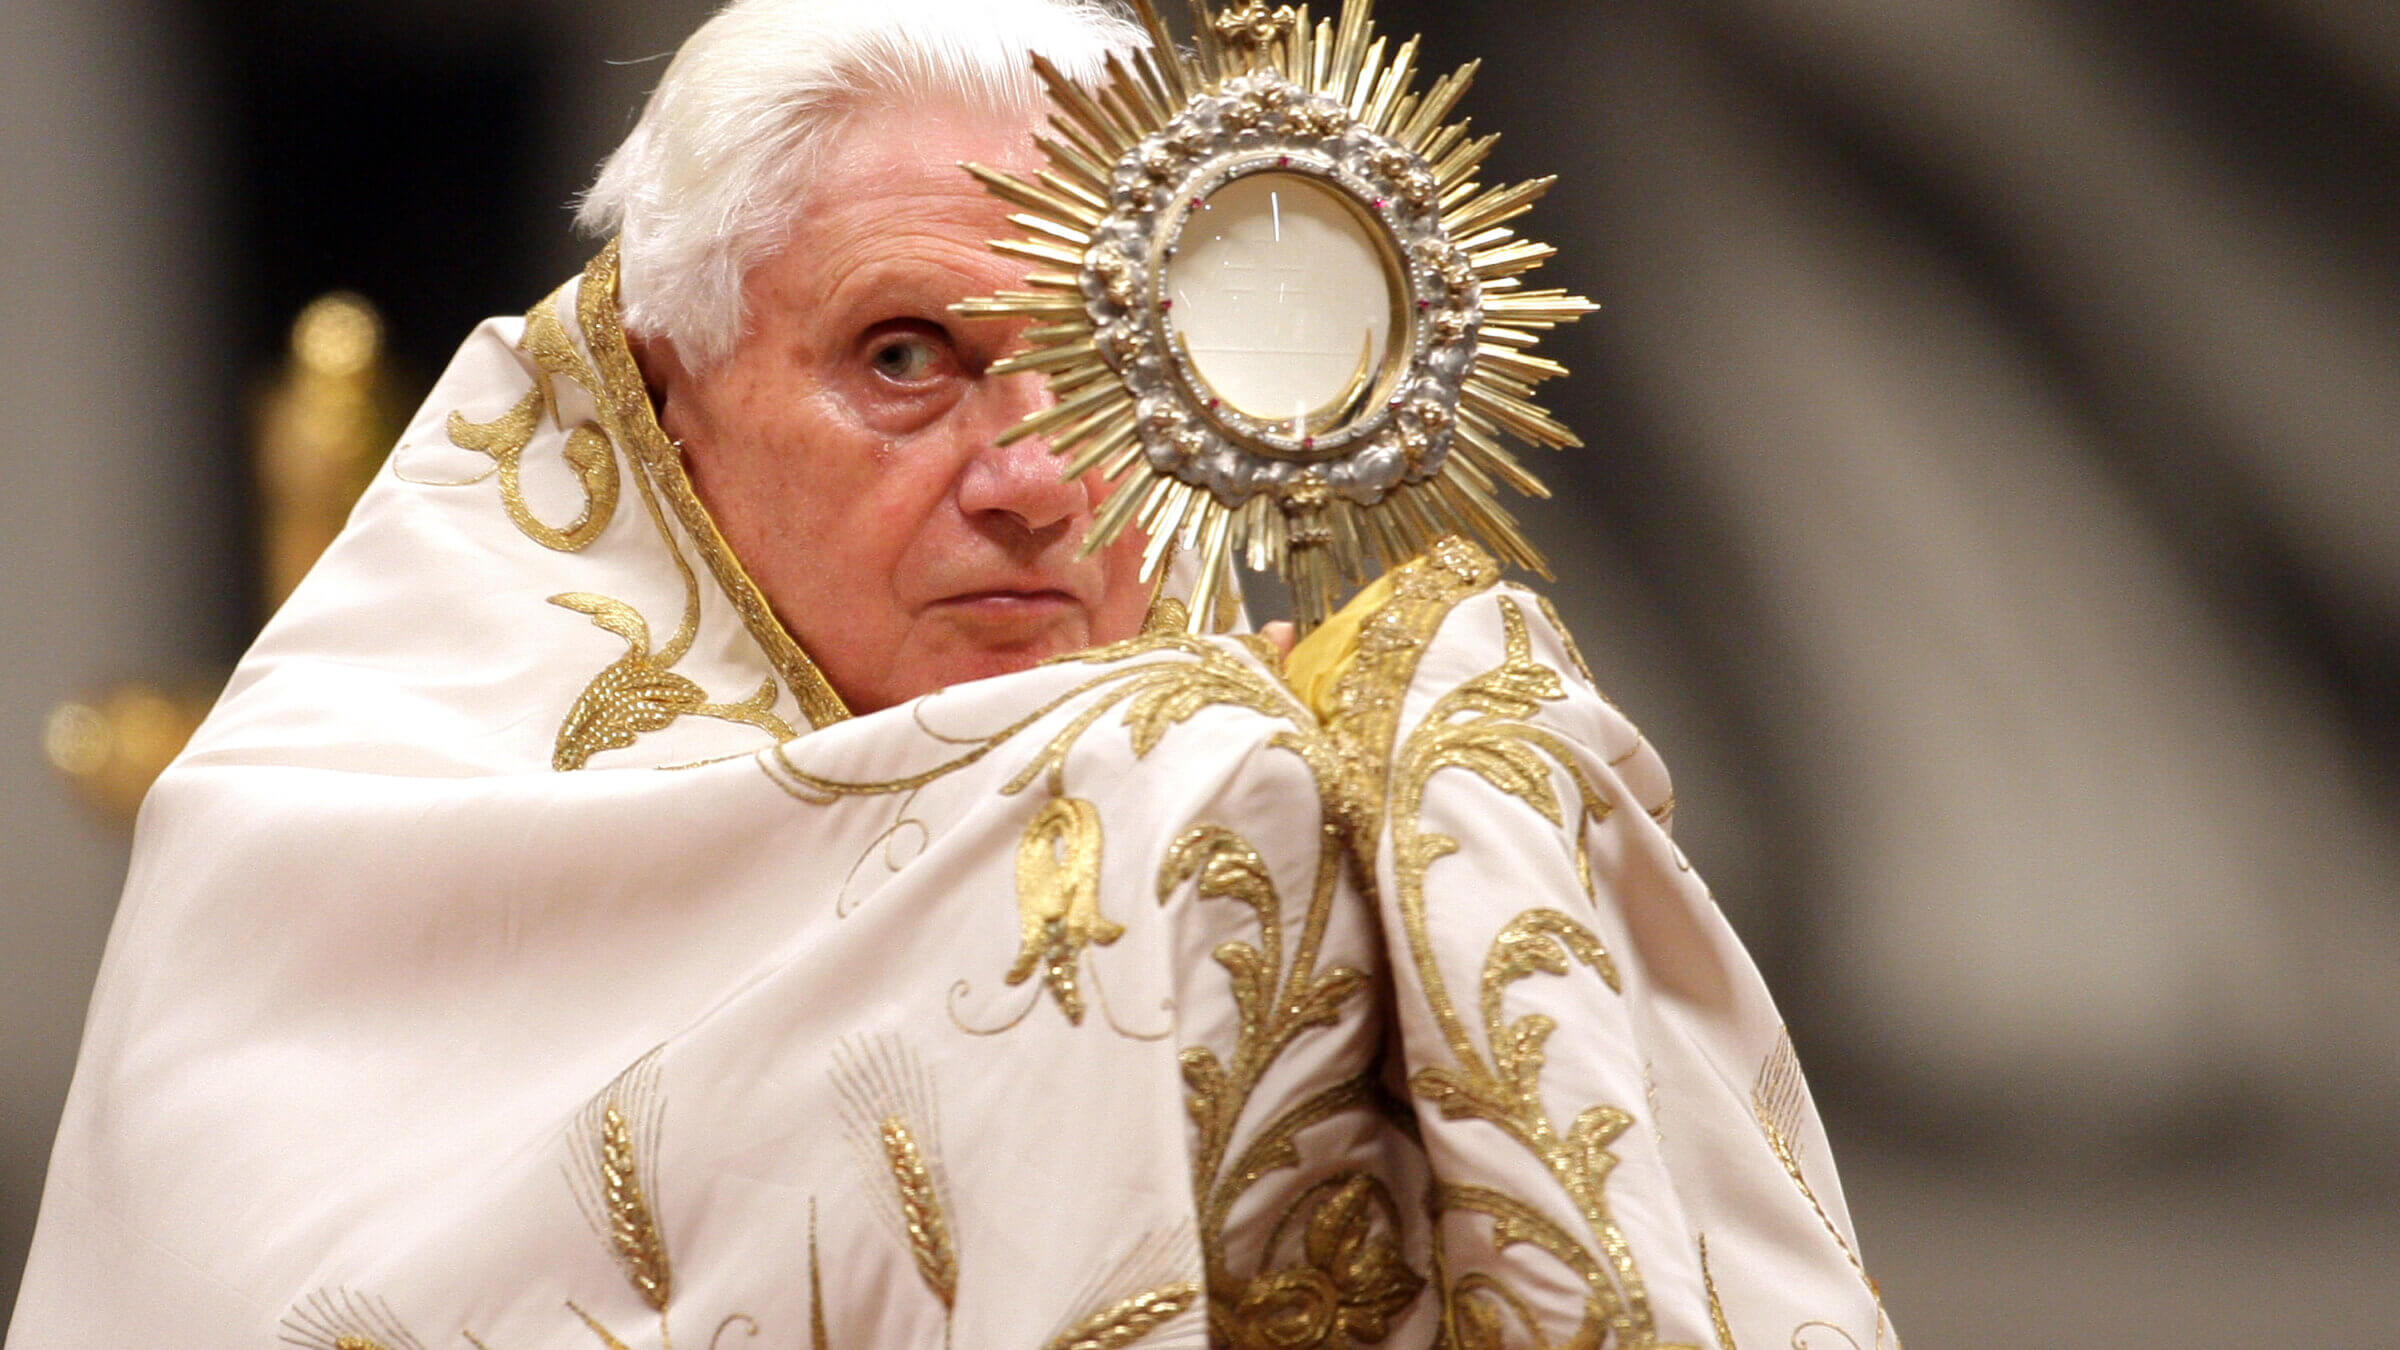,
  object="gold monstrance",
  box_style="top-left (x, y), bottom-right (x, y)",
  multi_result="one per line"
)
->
top-left (958, 0), bottom-right (1594, 631)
